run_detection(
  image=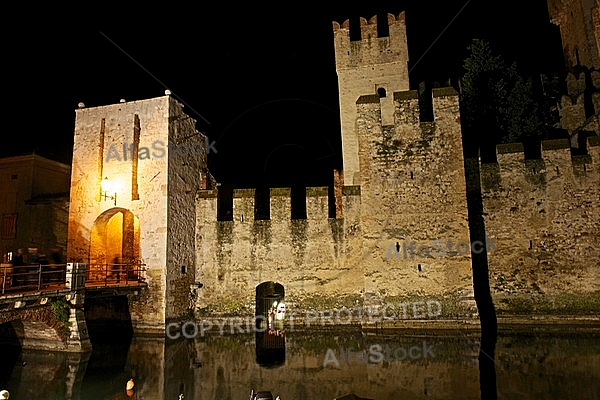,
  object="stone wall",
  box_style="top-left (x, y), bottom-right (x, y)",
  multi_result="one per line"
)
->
top-left (59, 3), bottom-right (600, 334)
top-left (194, 88), bottom-right (472, 319)
top-left (548, 0), bottom-right (600, 140)
top-left (0, 306), bottom-right (68, 350)
top-left (355, 88), bottom-right (472, 306)
top-left (165, 98), bottom-right (205, 322)
top-left (195, 185), bottom-right (363, 315)
top-left (548, 0), bottom-right (600, 69)
top-left (480, 135), bottom-right (600, 312)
